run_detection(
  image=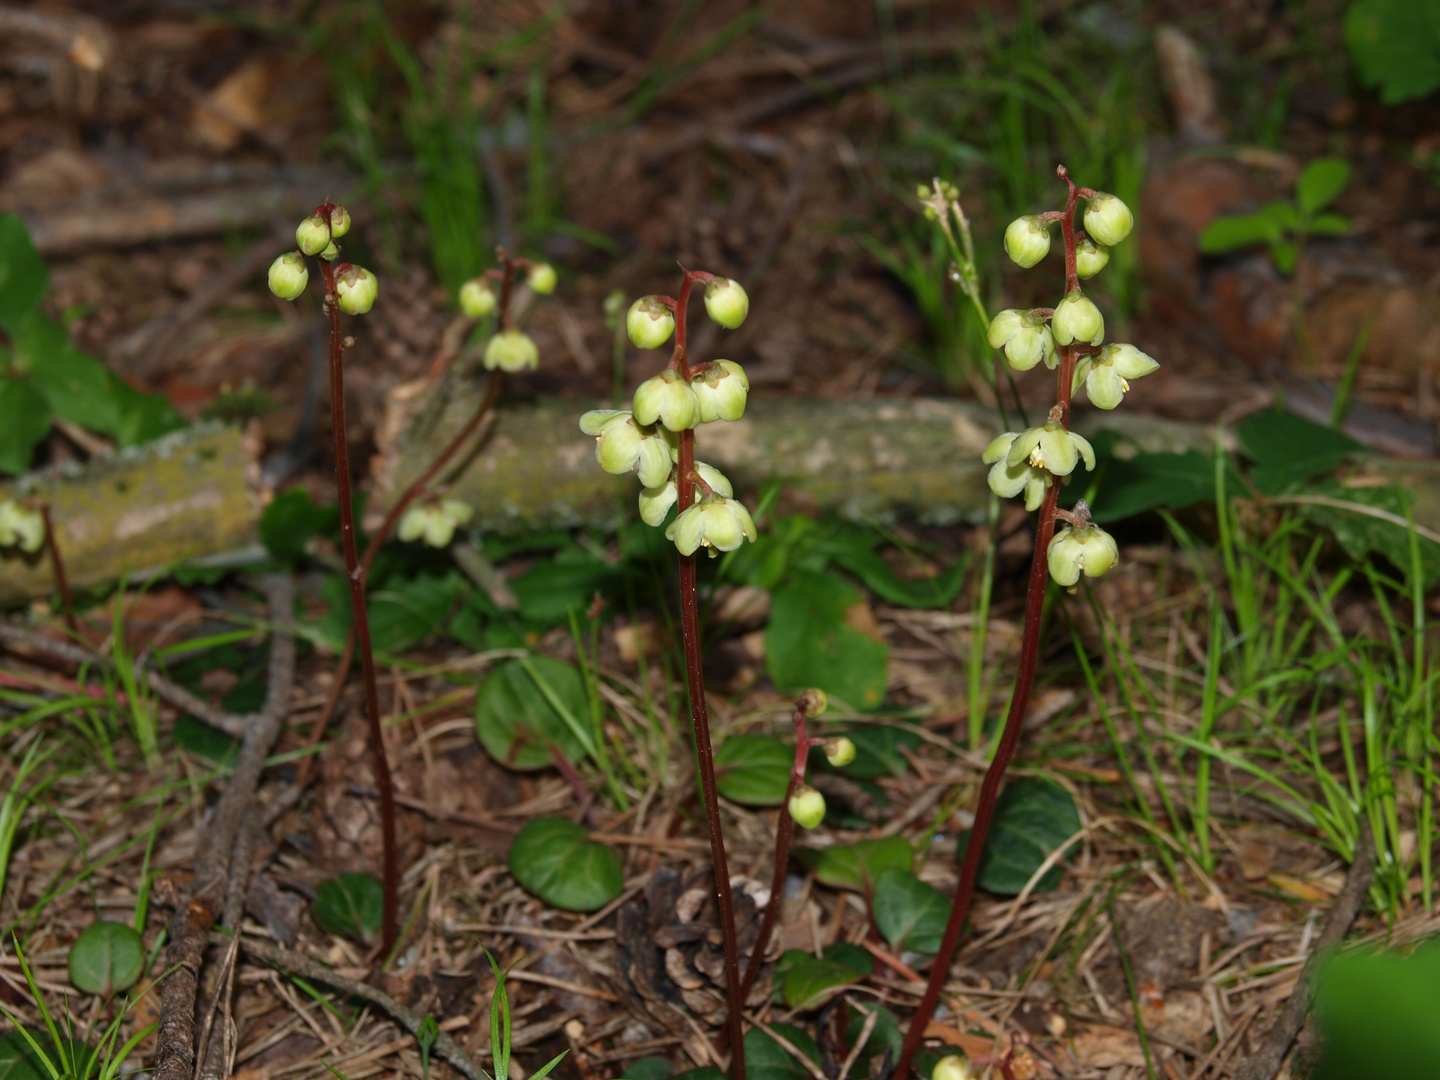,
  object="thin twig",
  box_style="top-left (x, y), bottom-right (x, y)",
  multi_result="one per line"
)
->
top-left (1232, 821), bottom-right (1374, 1080)
top-left (217, 933), bottom-right (489, 1080)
